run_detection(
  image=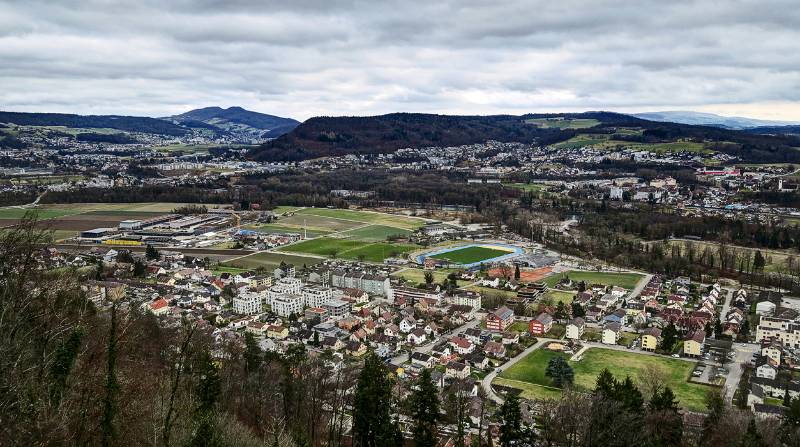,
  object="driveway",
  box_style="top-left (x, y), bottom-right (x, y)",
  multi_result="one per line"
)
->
top-left (723, 342), bottom-right (760, 402)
